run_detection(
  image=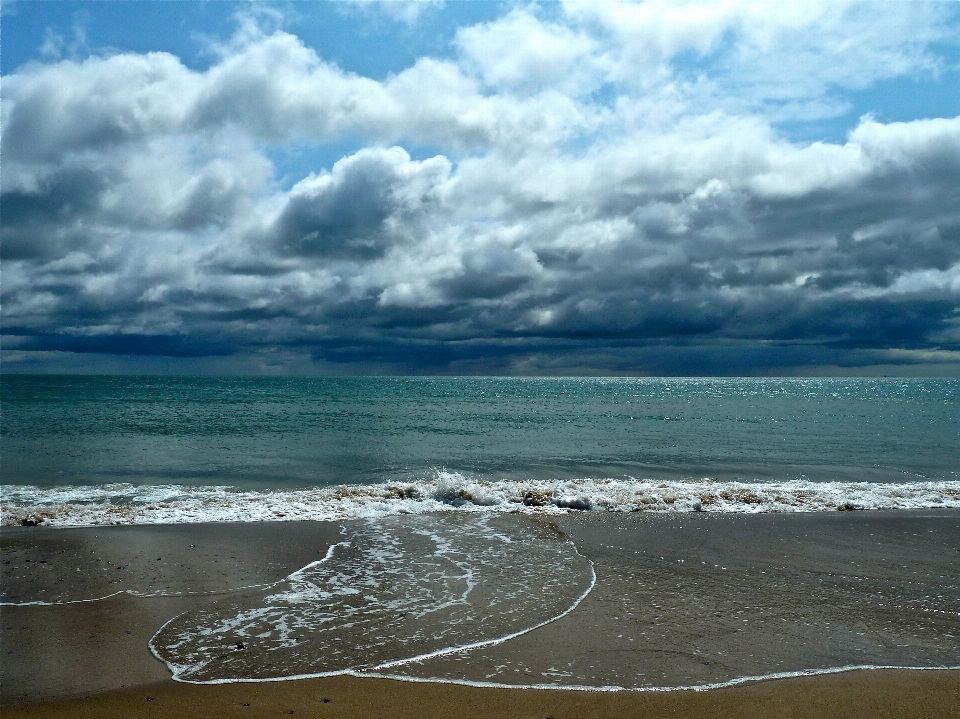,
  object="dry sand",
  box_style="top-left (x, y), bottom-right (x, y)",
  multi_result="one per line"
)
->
top-left (2, 511), bottom-right (958, 718)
